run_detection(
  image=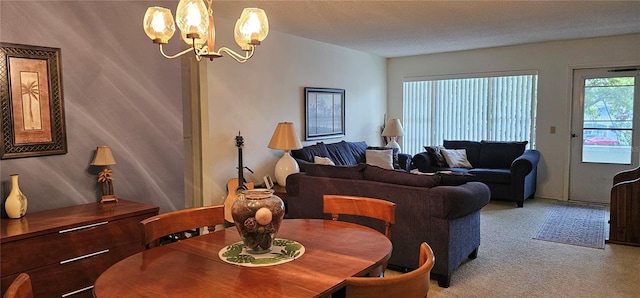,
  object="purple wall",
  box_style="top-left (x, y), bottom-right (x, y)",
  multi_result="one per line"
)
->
top-left (0, 1), bottom-right (184, 213)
